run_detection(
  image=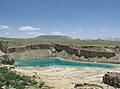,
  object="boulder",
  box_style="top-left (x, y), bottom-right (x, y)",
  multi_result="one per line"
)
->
top-left (103, 72), bottom-right (120, 88)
